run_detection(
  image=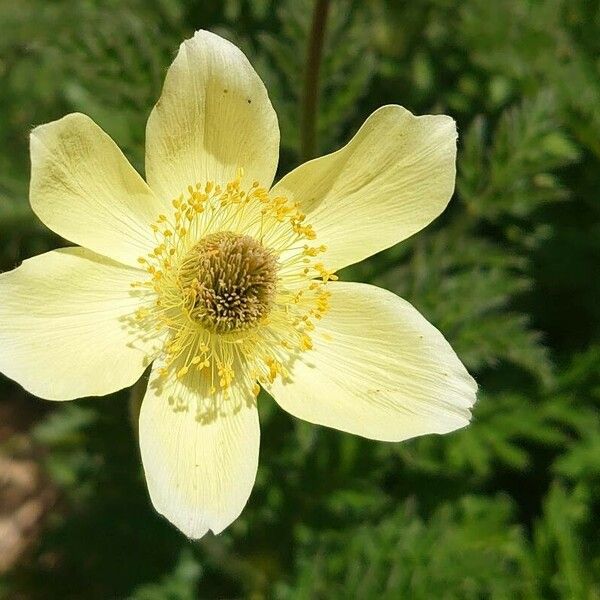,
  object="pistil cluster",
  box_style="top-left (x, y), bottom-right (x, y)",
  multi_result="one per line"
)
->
top-left (178, 232), bottom-right (278, 334)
